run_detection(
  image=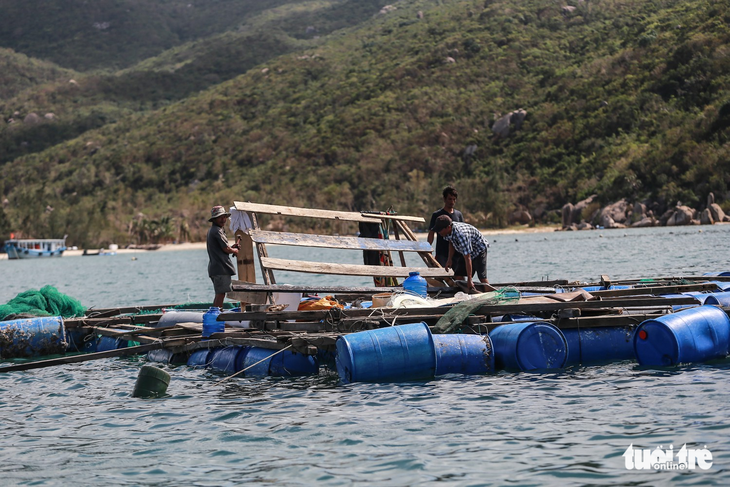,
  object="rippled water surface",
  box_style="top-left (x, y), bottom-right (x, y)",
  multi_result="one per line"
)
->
top-left (1, 225), bottom-right (730, 485)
